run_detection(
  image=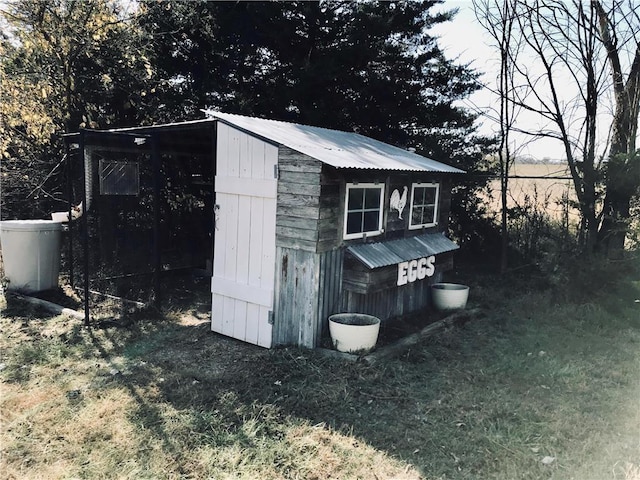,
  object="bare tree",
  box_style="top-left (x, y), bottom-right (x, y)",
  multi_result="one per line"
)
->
top-left (474, 0), bottom-right (526, 272)
top-left (476, 0), bottom-right (639, 255)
